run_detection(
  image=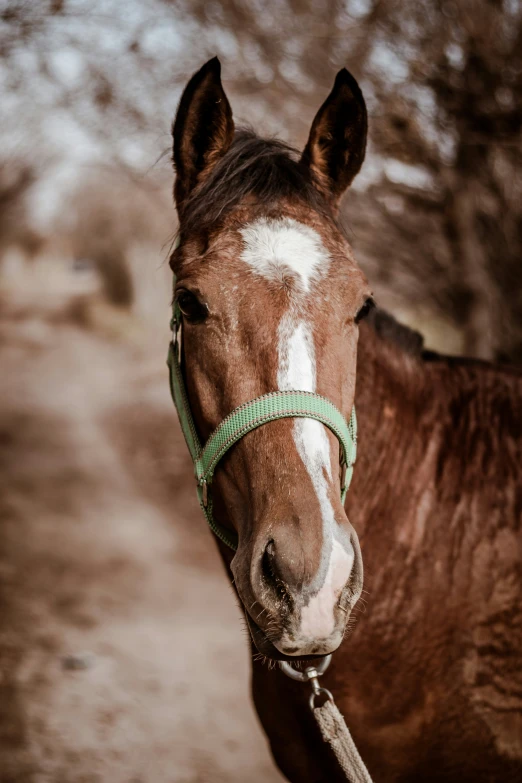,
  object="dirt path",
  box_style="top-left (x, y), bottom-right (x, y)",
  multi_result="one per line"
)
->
top-left (0, 315), bottom-right (285, 783)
